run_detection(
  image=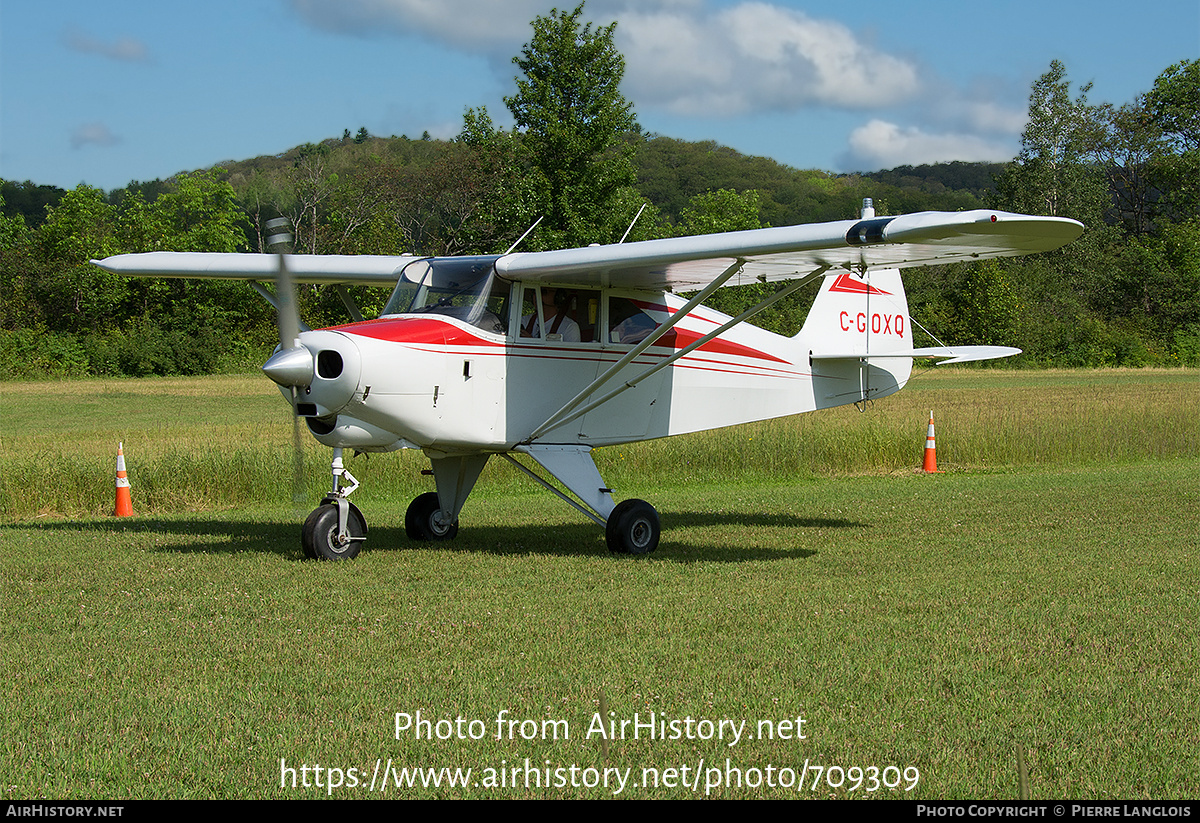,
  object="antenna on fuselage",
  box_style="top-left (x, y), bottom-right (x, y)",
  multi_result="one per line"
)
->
top-left (504, 216), bottom-right (544, 255)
